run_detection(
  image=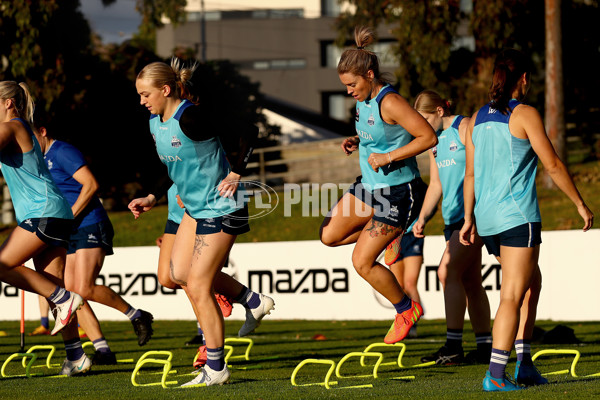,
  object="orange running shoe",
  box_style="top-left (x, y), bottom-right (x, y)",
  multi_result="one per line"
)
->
top-left (29, 325), bottom-right (50, 336)
top-left (384, 237), bottom-right (401, 266)
top-left (383, 300), bottom-right (423, 344)
top-left (193, 345), bottom-right (207, 369)
top-left (215, 293), bottom-right (233, 318)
